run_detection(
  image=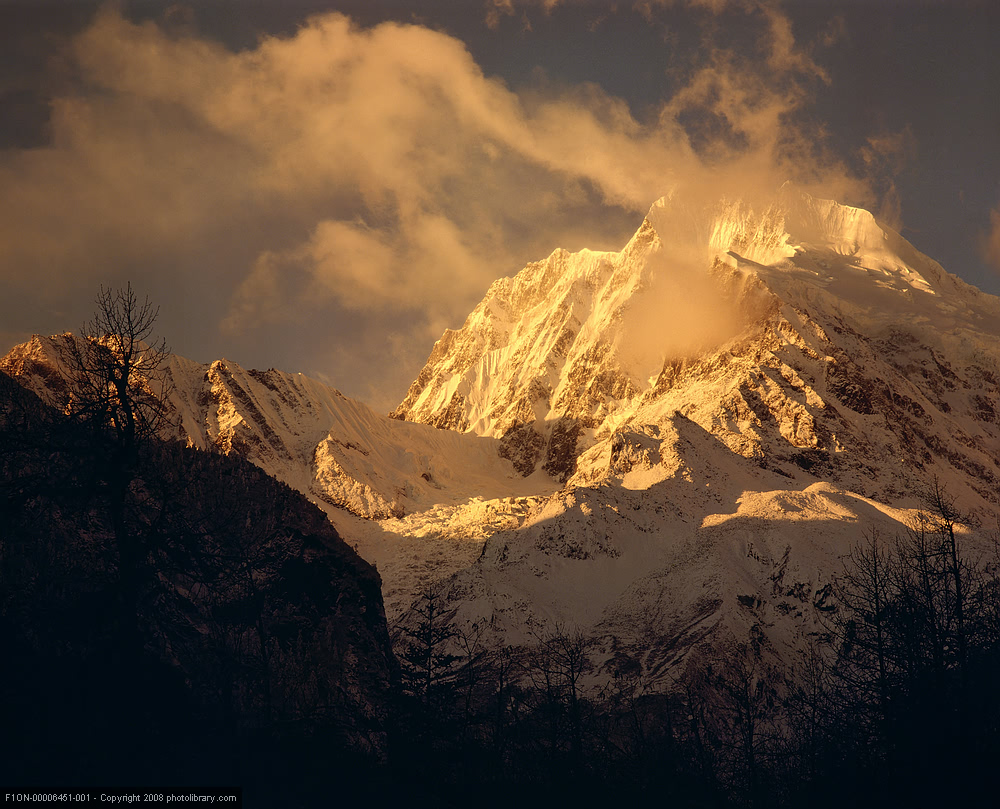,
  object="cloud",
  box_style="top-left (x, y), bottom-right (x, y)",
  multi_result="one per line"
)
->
top-left (860, 127), bottom-right (917, 230)
top-left (616, 240), bottom-right (745, 382)
top-left (0, 4), bottom-right (872, 409)
top-left (486, 0), bottom-right (517, 30)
